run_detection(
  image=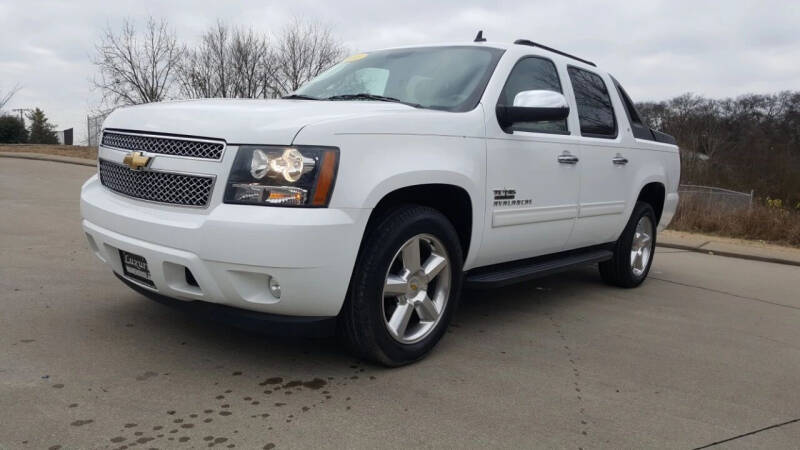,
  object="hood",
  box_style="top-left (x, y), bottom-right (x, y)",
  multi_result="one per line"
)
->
top-left (102, 98), bottom-right (416, 144)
